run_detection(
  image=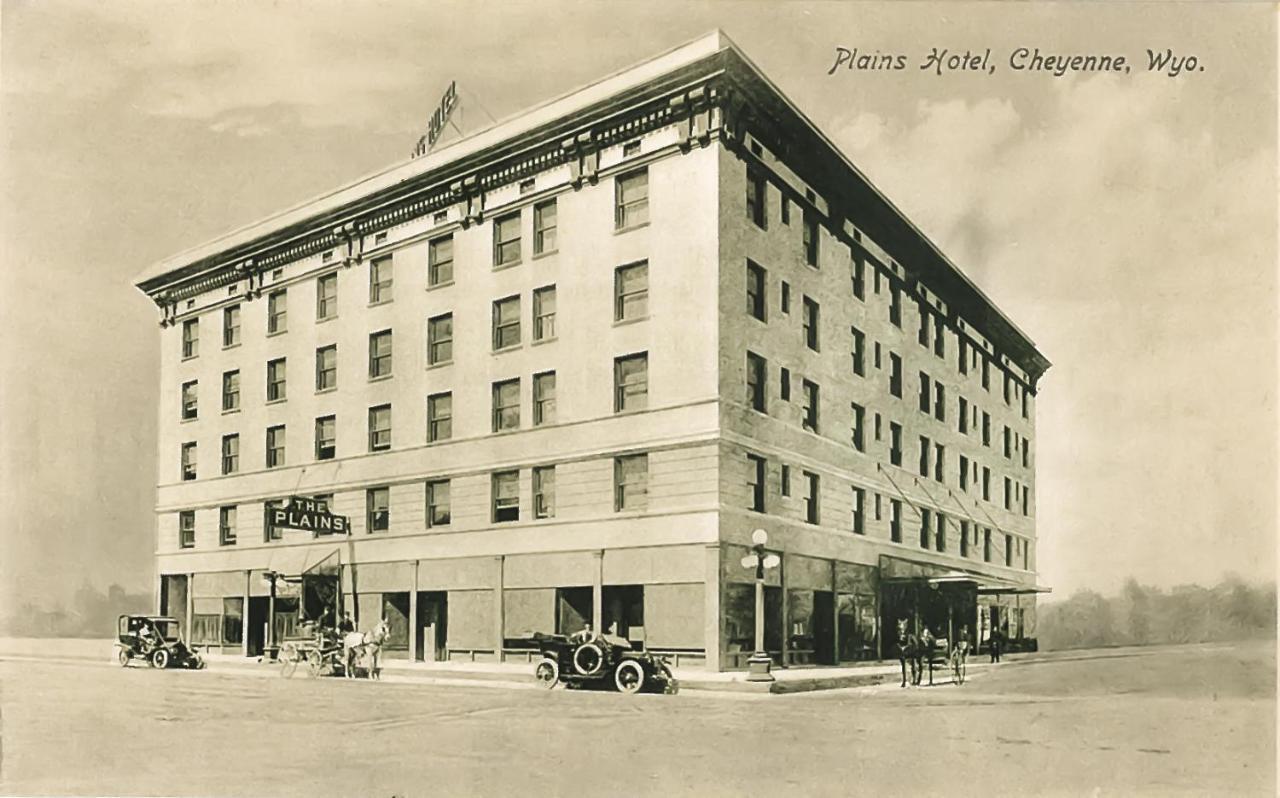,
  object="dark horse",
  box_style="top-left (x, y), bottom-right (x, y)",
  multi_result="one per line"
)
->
top-left (896, 619), bottom-right (920, 688)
